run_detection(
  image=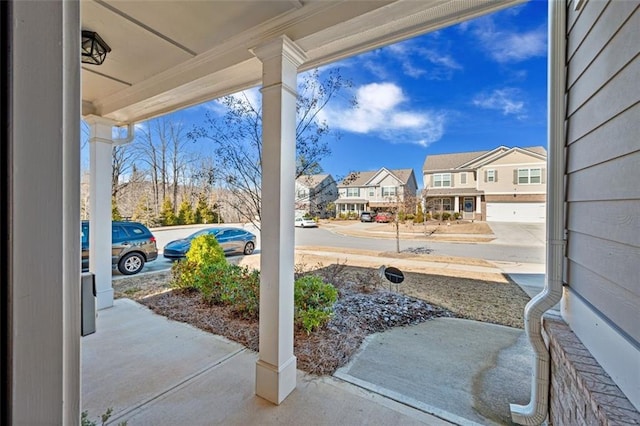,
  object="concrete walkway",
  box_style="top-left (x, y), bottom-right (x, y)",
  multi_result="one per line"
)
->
top-left (82, 299), bottom-right (453, 425)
